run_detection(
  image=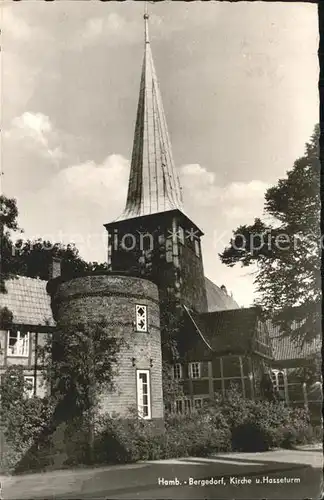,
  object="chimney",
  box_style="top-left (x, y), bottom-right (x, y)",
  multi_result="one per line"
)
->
top-left (49, 257), bottom-right (62, 279)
